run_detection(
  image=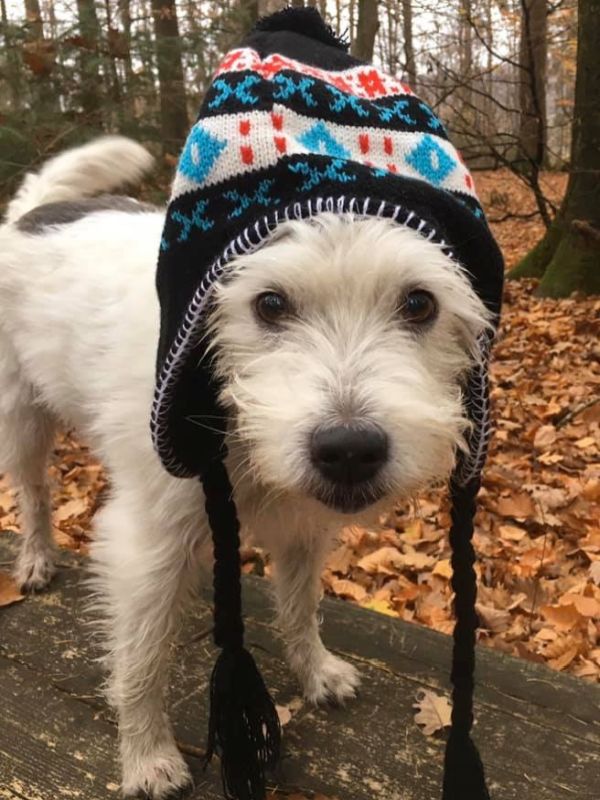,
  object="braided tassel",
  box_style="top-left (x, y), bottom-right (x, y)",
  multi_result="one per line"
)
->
top-left (442, 477), bottom-right (490, 800)
top-left (202, 458), bottom-right (281, 800)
